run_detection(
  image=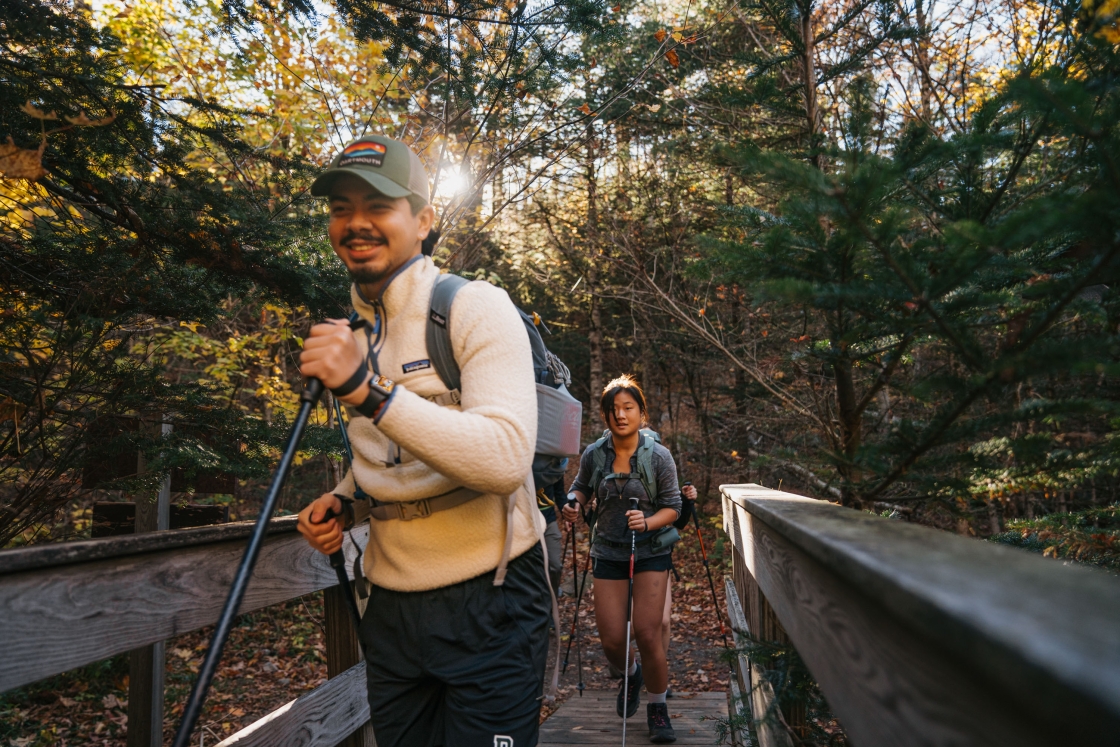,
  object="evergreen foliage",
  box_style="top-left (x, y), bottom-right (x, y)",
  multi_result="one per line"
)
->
top-left (992, 505), bottom-right (1120, 571)
top-left (0, 0), bottom-right (349, 543)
